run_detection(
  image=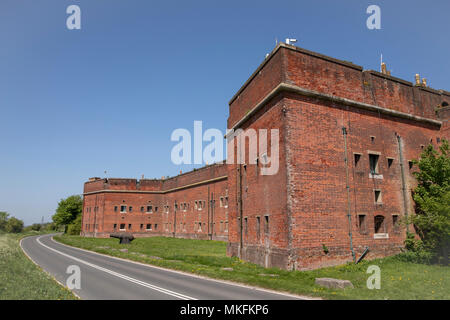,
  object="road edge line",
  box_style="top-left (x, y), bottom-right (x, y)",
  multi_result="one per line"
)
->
top-left (52, 235), bottom-right (320, 300)
top-left (19, 235), bottom-right (81, 300)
